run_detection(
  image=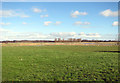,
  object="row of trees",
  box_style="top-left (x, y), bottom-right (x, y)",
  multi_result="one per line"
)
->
top-left (1, 38), bottom-right (119, 43)
top-left (1, 40), bottom-right (54, 43)
top-left (55, 38), bottom-right (81, 42)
